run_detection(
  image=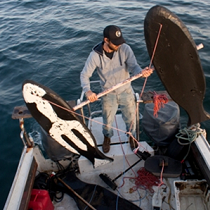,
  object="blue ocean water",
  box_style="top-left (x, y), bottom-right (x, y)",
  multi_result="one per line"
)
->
top-left (0, 0), bottom-right (210, 208)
